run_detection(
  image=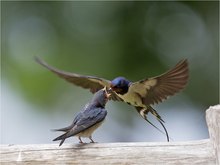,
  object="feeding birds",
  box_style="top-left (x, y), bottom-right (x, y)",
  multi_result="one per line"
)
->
top-left (36, 57), bottom-right (189, 142)
top-left (53, 87), bottom-right (110, 146)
